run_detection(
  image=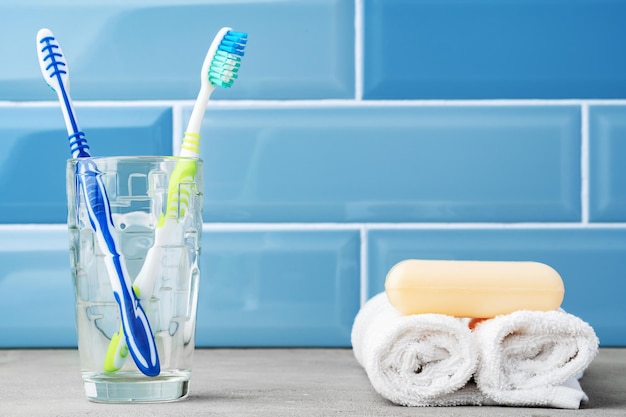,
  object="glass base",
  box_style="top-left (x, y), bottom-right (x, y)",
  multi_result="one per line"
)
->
top-left (83, 372), bottom-right (190, 403)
